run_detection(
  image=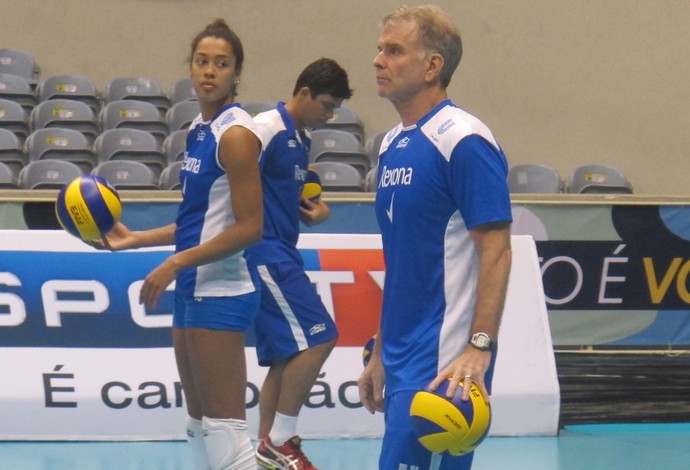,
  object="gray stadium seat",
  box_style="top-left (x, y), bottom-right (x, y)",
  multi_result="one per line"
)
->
top-left (310, 161), bottom-right (364, 192)
top-left (508, 164), bottom-right (563, 193)
top-left (0, 98), bottom-right (30, 143)
top-left (312, 151), bottom-right (370, 179)
top-left (313, 104), bottom-right (365, 144)
top-left (94, 128), bottom-right (166, 176)
top-left (38, 74), bottom-right (101, 113)
top-left (309, 128), bottom-right (362, 160)
top-left (159, 161), bottom-right (183, 190)
top-left (0, 48), bottom-right (40, 83)
top-left (365, 131), bottom-right (386, 167)
top-left (567, 164), bottom-right (633, 194)
top-left (92, 160), bottom-right (159, 190)
top-left (162, 129), bottom-right (187, 164)
top-left (25, 128), bottom-right (97, 173)
top-left (364, 165), bottom-right (378, 192)
top-left (169, 78), bottom-right (196, 104)
top-left (165, 100), bottom-right (200, 131)
top-left (0, 72), bottom-right (37, 114)
top-left (310, 128), bottom-right (370, 178)
top-left (103, 77), bottom-right (170, 115)
top-left (99, 99), bottom-right (169, 146)
top-left (0, 161), bottom-right (18, 188)
top-left (18, 159), bottom-right (82, 189)
top-left (30, 99), bottom-right (99, 144)
top-left (0, 127), bottom-right (28, 178)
